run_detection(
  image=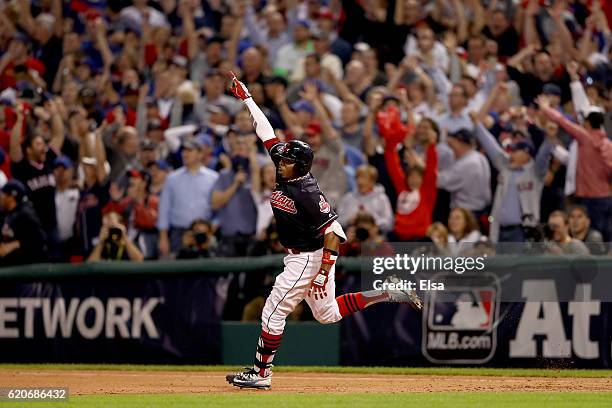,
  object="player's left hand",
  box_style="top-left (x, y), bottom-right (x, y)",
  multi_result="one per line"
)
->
top-left (228, 71), bottom-right (251, 100)
top-left (308, 271), bottom-right (328, 300)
